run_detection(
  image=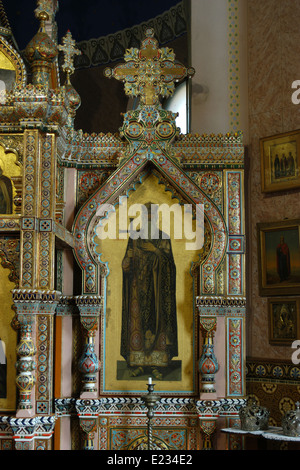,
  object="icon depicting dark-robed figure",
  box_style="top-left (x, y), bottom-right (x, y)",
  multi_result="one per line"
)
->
top-left (0, 169), bottom-right (12, 214)
top-left (276, 236), bottom-right (290, 282)
top-left (120, 208), bottom-right (178, 381)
